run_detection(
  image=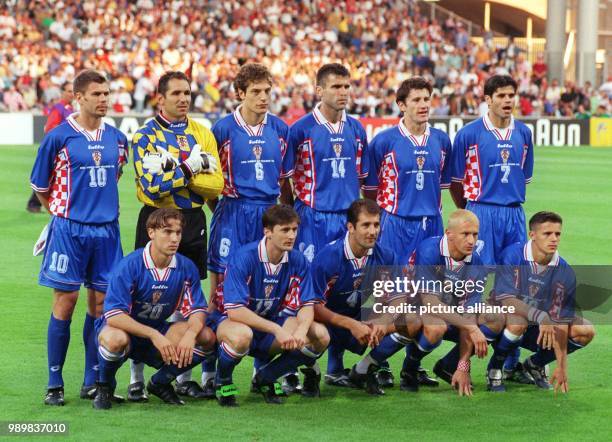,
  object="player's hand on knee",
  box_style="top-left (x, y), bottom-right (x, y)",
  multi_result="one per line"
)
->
top-left (152, 332), bottom-right (177, 365)
top-left (351, 321), bottom-right (372, 346)
top-left (275, 327), bottom-right (297, 351)
top-left (451, 369), bottom-right (473, 397)
top-left (551, 366), bottom-right (569, 394)
top-left (176, 333), bottom-right (196, 368)
top-left (292, 329), bottom-right (307, 349)
top-left (468, 326), bottom-right (488, 358)
top-left (367, 324), bottom-right (386, 348)
top-left (537, 322), bottom-right (556, 350)
top-left (200, 152), bottom-right (218, 174)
